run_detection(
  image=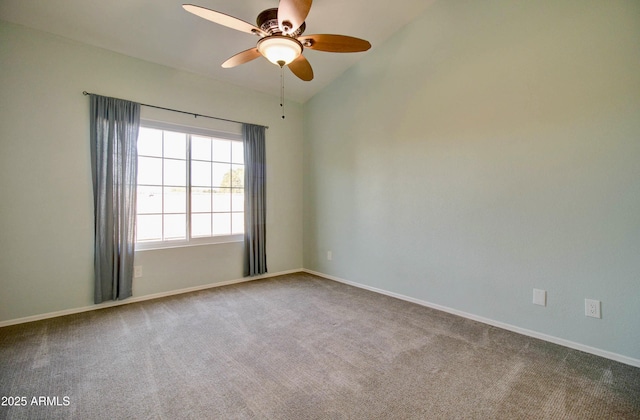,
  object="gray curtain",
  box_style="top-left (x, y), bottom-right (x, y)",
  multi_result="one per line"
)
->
top-left (243, 123), bottom-right (267, 276)
top-left (89, 94), bottom-right (140, 303)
